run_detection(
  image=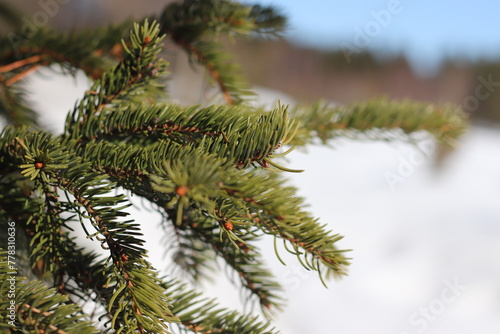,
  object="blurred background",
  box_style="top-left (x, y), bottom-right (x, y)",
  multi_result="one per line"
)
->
top-left (3, 1), bottom-right (500, 333)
